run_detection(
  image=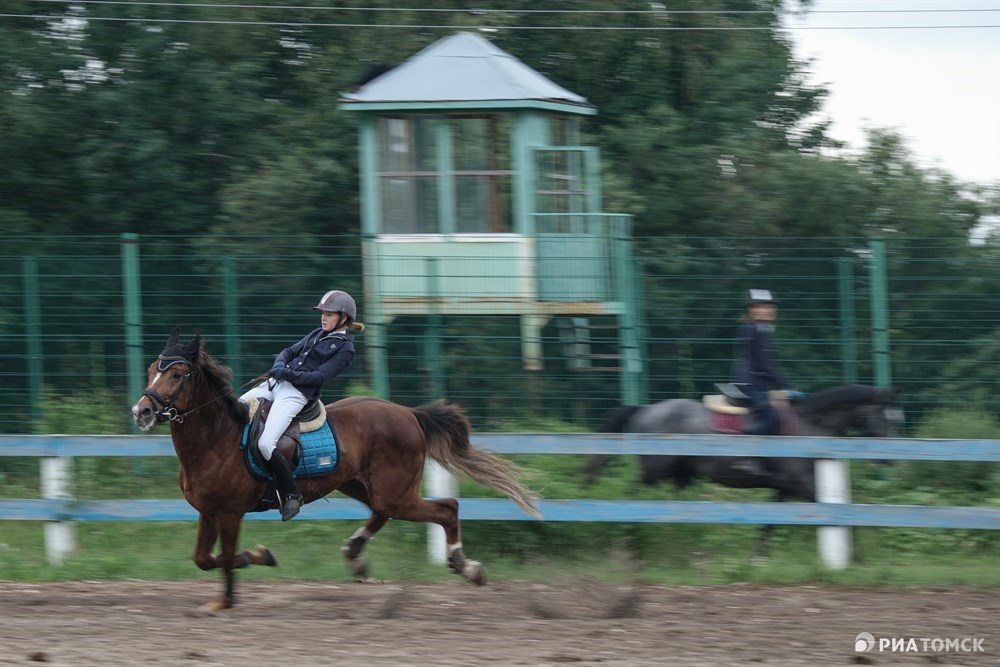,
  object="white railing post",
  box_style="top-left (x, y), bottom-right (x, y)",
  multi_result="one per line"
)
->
top-left (424, 460), bottom-right (457, 565)
top-left (816, 458), bottom-right (851, 570)
top-left (41, 456), bottom-right (75, 565)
